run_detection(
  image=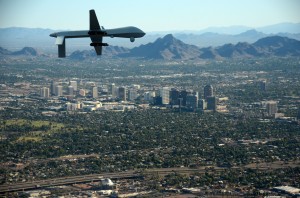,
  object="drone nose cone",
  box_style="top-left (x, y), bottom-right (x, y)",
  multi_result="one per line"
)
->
top-left (50, 33), bottom-right (56, 37)
top-left (137, 28), bottom-right (146, 37)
